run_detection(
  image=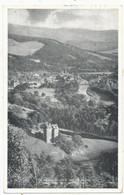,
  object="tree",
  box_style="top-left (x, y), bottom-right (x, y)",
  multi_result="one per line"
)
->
top-left (55, 158), bottom-right (76, 187)
top-left (11, 105), bottom-right (22, 114)
top-left (14, 83), bottom-right (29, 91)
top-left (34, 91), bottom-right (39, 96)
top-left (41, 92), bottom-right (46, 97)
top-left (8, 126), bottom-right (35, 188)
top-left (95, 149), bottom-right (118, 177)
top-left (34, 153), bottom-right (55, 188)
top-left (55, 134), bottom-right (75, 154)
top-left (72, 135), bottom-right (84, 147)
